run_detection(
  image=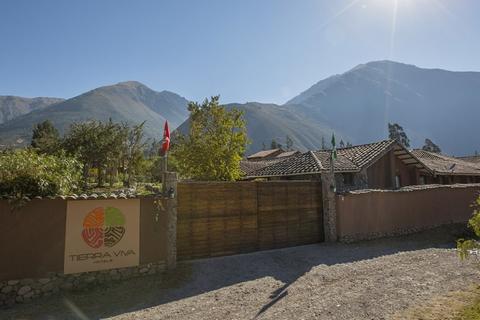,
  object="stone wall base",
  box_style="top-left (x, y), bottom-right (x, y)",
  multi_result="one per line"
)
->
top-left (338, 222), bottom-right (468, 243)
top-left (0, 261), bottom-right (166, 308)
